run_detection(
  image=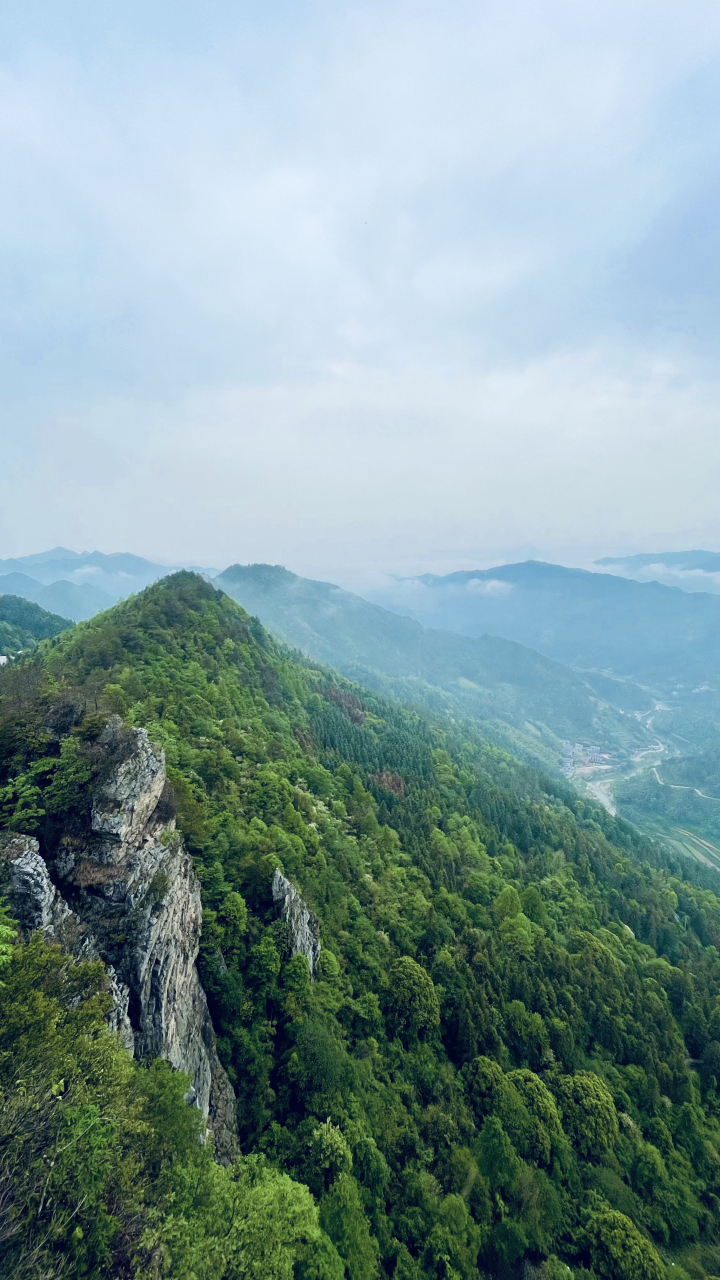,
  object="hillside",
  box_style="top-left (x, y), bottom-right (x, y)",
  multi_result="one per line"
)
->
top-left (365, 560), bottom-right (720, 688)
top-left (215, 563), bottom-right (652, 771)
top-left (0, 592), bottom-right (72, 656)
top-left (0, 570), bottom-right (114, 621)
top-left (616, 748), bottom-right (720, 856)
top-left (2, 572), bottom-right (720, 1278)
